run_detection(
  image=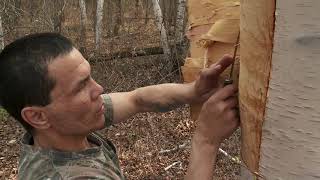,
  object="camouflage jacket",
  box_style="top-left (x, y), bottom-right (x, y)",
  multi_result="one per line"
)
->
top-left (18, 94), bottom-right (125, 180)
